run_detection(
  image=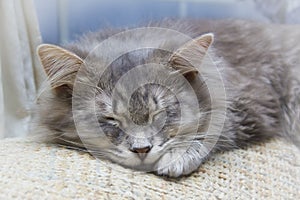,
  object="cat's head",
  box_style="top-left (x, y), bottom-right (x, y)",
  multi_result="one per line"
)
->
top-left (36, 33), bottom-right (214, 172)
